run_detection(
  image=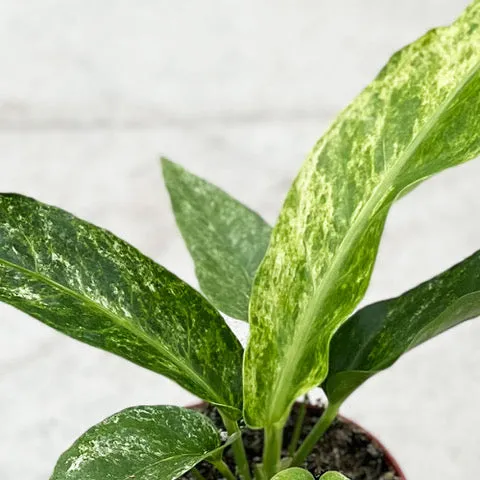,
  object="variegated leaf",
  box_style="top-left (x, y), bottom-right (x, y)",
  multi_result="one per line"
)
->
top-left (0, 194), bottom-right (242, 418)
top-left (51, 405), bottom-right (233, 480)
top-left (272, 467), bottom-right (314, 480)
top-left (244, 1), bottom-right (480, 427)
top-left (162, 158), bottom-right (271, 321)
top-left (325, 248), bottom-right (480, 404)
